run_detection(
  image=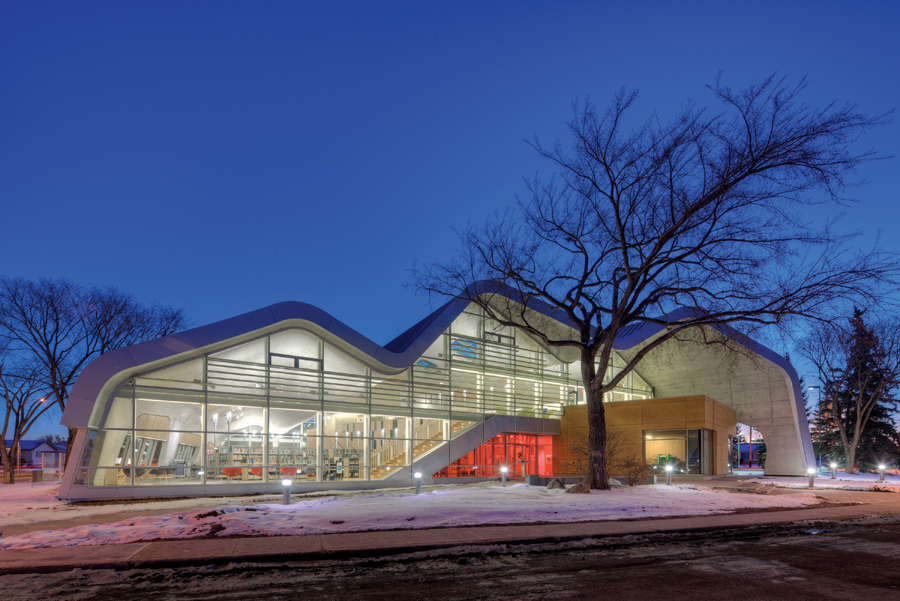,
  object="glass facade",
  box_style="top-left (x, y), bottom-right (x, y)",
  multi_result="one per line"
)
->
top-left (432, 433), bottom-right (554, 478)
top-left (645, 429), bottom-right (712, 475)
top-left (73, 304), bottom-right (653, 488)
